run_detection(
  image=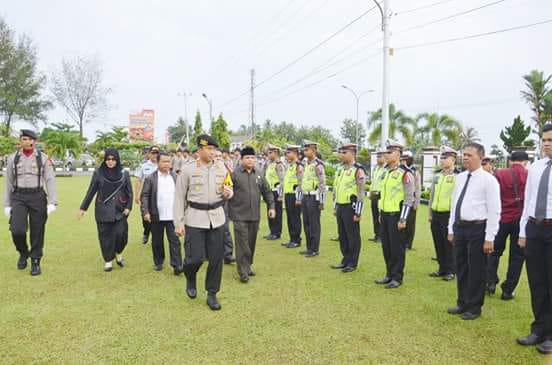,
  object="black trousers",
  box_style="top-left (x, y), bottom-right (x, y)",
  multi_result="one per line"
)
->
top-left (150, 220), bottom-right (183, 268)
top-left (431, 212), bottom-right (455, 275)
top-left (302, 195), bottom-right (321, 253)
top-left (97, 218), bottom-right (128, 262)
top-left (336, 203), bottom-right (361, 267)
top-left (525, 221), bottom-right (552, 337)
top-left (486, 219), bottom-right (525, 294)
top-left (142, 218), bottom-right (151, 238)
top-left (233, 220), bottom-right (260, 276)
top-left (454, 223), bottom-right (487, 314)
top-left (183, 225), bottom-right (224, 294)
top-left (285, 193), bottom-right (302, 244)
top-left (9, 190), bottom-right (47, 260)
top-left (380, 212), bottom-right (407, 282)
top-left (223, 203), bottom-right (234, 259)
top-left (370, 197), bottom-right (381, 239)
top-left (405, 208), bottom-right (417, 249)
top-left (268, 191), bottom-right (283, 237)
